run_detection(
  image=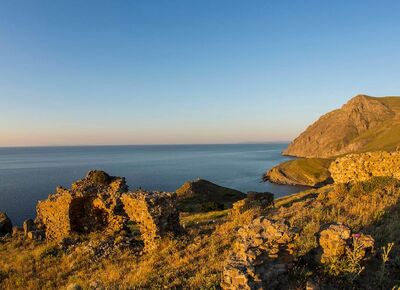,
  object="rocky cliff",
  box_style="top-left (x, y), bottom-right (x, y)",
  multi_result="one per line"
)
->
top-left (283, 95), bottom-right (400, 158)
